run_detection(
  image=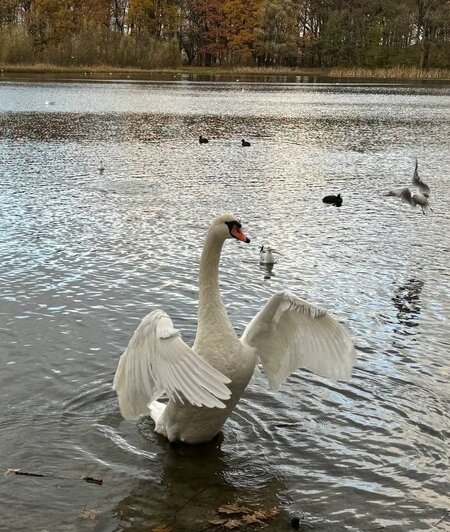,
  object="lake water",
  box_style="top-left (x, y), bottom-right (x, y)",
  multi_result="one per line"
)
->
top-left (0, 79), bottom-right (449, 532)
